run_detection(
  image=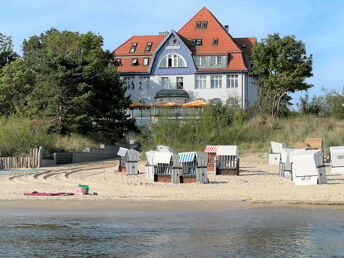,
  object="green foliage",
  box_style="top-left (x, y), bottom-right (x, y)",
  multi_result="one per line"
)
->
top-left (0, 116), bottom-right (57, 156)
top-left (298, 90), bottom-right (344, 119)
top-left (54, 133), bottom-right (99, 152)
top-left (18, 28), bottom-right (135, 140)
top-left (139, 108), bottom-right (344, 155)
top-left (0, 33), bottom-right (18, 68)
top-left (250, 33), bottom-right (313, 117)
top-left (0, 59), bottom-right (33, 115)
